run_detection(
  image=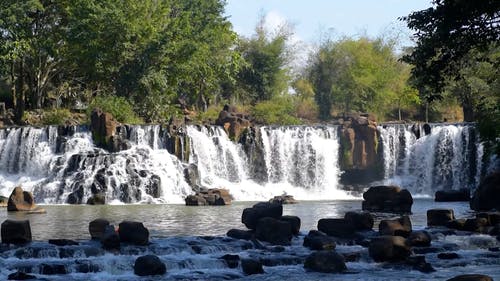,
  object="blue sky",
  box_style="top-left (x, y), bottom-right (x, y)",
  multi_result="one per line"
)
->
top-left (225, 0), bottom-right (433, 44)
